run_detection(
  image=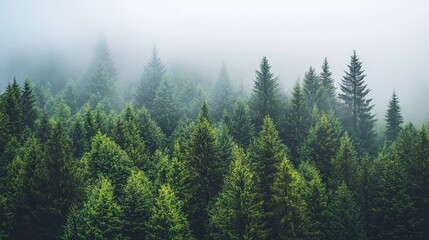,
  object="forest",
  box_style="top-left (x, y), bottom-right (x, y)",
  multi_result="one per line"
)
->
top-left (0, 36), bottom-right (428, 240)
